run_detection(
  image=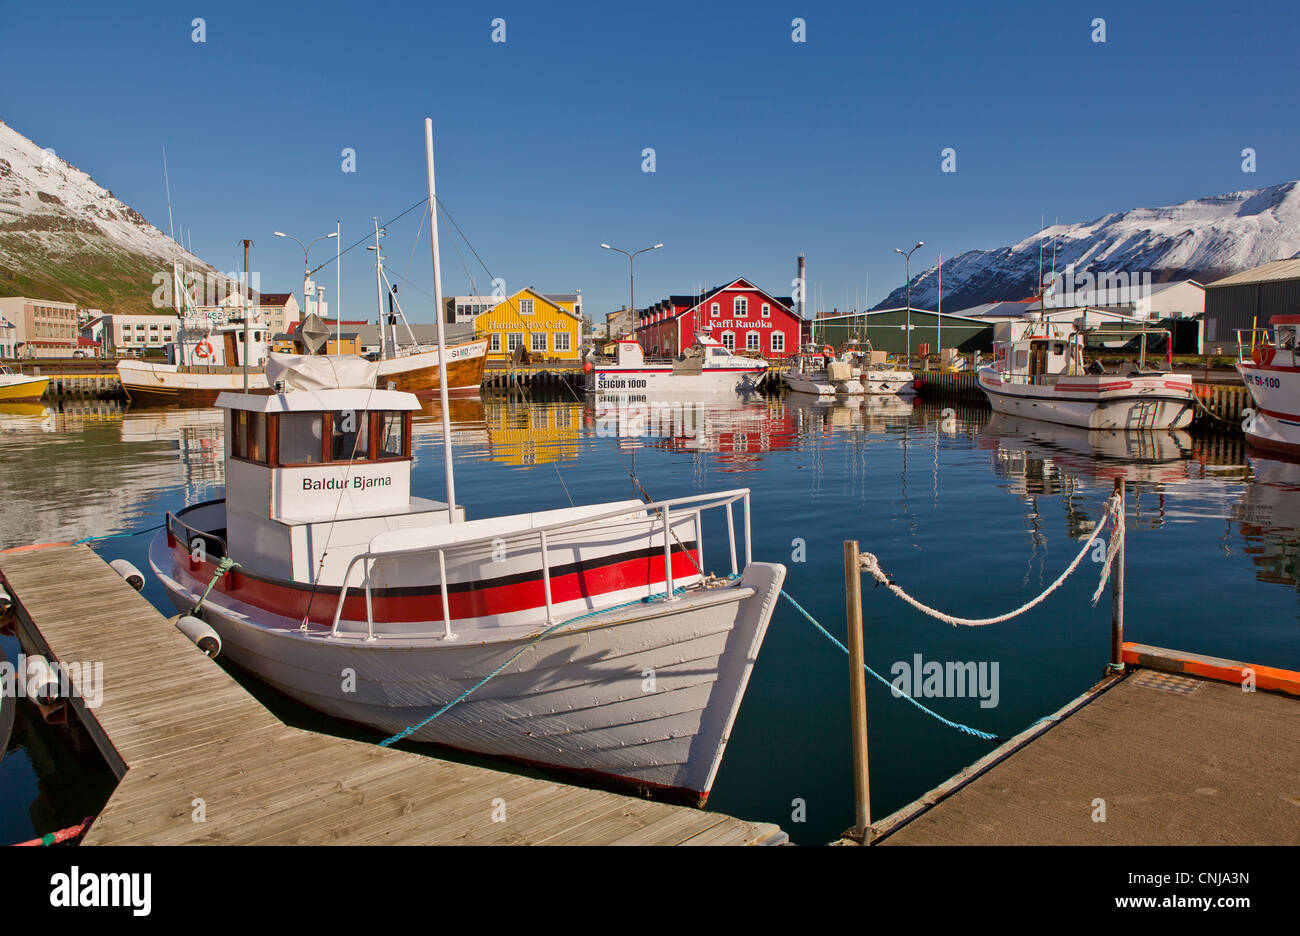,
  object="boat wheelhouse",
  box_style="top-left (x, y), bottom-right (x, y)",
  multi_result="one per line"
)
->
top-left (976, 315), bottom-right (1193, 431)
top-left (148, 353), bottom-right (785, 803)
top-left (1235, 314), bottom-right (1300, 455)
